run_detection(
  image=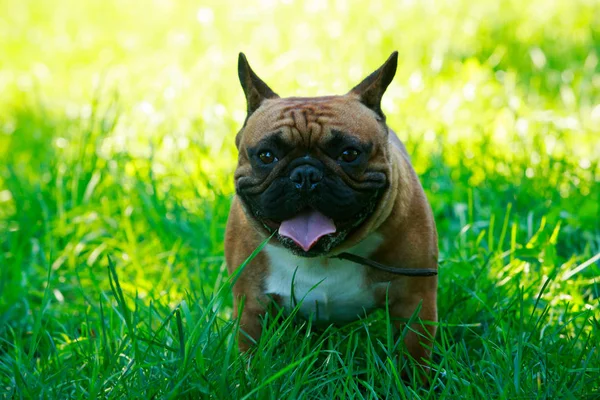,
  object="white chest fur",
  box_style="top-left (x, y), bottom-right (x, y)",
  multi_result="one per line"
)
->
top-left (264, 234), bottom-right (384, 323)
